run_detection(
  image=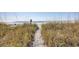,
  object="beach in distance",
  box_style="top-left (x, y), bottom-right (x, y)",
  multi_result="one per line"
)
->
top-left (0, 12), bottom-right (79, 47)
